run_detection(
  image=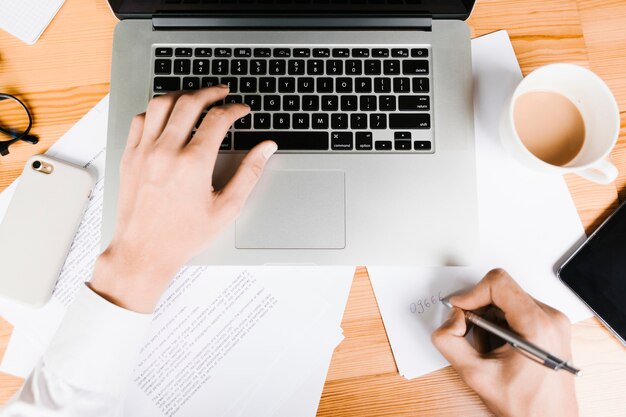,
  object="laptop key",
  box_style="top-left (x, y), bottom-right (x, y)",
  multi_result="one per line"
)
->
top-left (212, 59), bottom-right (228, 75)
top-left (293, 48), bottom-right (311, 57)
top-left (202, 77), bottom-right (219, 88)
top-left (395, 140), bottom-right (412, 150)
top-left (336, 78), bottom-right (353, 93)
top-left (250, 60), bottom-right (267, 75)
top-left (375, 141), bottom-right (392, 150)
top-left (231, 59), bottom-right (248, 75)
top-left (331, 114), bottom-right (349, 130)
top-left (312, 113), bottom-right (329, 129)
top-left (234, 132), bottom-right (329, 151)
top-left (302, 95), bottom-right (320, 111)
top-left (155, 59), bottom-right (171, 74)
top-left (221, 77), bottom-right (238, 92)
top-left (355, 78), bottom-right (372, 93)
top-left (288, 60), bottom-right (305, 75)
top-left (399, 95), bottom-right (430, 111)
top-left (244, 95), bottom-right (262, 111)
top-left (220, 132), bottom-right (232, 150)
top-left (372, 48), bottom-right (389, 57)
top-left (263, 95), bottom-right (280, 111)
top-left (341, 96), bottom-right (358, 111)
top-left (414, 141), bottom-right (432, 150)
top-left (225, 95), bottom-right (243, 104)
top-left (273, 113), bottom-right (290, 129)
top-left (174, 59), bottom-right (191, 74)
top-left (379, 95), bottom-right (396, 111)
top-left (321, 95), bottom-right (338, 111)
top-left (274, 48), bottom-right (291, 58)
top-left (253, 48), bottom-right (271, 57)
top-left (259, 77), bottom-right (276, 92)
top-left (352, 48), bottom-right (369, 58)
top-left (254, 113), bottom-right (271, 129)
top-left (395, 132), bottom-right (411, 140)
top-left (155, 47), bottom-right (173, 57)
top-left (215, 48), bottom-right (232, 57)
top-left (350, 113), bottom-right (367, 129)
top-left (283, 95), bottom-right (300, 111)
top-left (370, 114), bottom-right (387, 129)
top-left (234, 114), bottom-right (251, 129)
top-left (403, 60), bottom-right (429, 75)
top-left (389, 113), bottom-right (431, 129)
top-left (331, 132), bottom-right (353, 150)
top-left (332, 48), bottom-right (350, 58)
top-left (346, 60), bottom-right (362, 75)
top-left (316, 78), bottom-right (333, 93)
top-left (411, 48), bottom-right (428, 58)
top-left (383, 60), bottom-right (400, 75)
top-left (278, 77), bottom-right (296, 93)
top-left (195, 47), bottom-right (212, 57)
top-left (297, 77), bottom-right (315, 93)
top-left (356, 132), bottom-right (373, 150)
top-left (292, 114), bottom-right (310, 129)
top-left (359, 95), bottom-right (377, 111)
top-left (182, 77), bottom-right (200, 90)
top-left (411, 77), bottom-right (429, 92)
top-left (393, 77), bottom-right (411, 93)
top-left (391, 48), bottom-right (409, 57)
top-left (307, 60), bottom-right (324, 75)
top-left (365, 60), bottom-right (382, 75)
top-left (374, 77), bottom-right (391, 93)
top-left (175, 48), bottom-right (192, 57)
top-left (153, 77), bottom-right (180, 92)
top-left (240, 77), bottom-right (257, 93)
top-left (234, 48), bottom-right (252, 57)
top-left (193, 59), bottom-right (210, 75)
top-left (313, 48), bottom-right (331, 57)
top-left (269, 60), bottom-right (287, 75)
top-left (326, 60), bottom-right (343, 75)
